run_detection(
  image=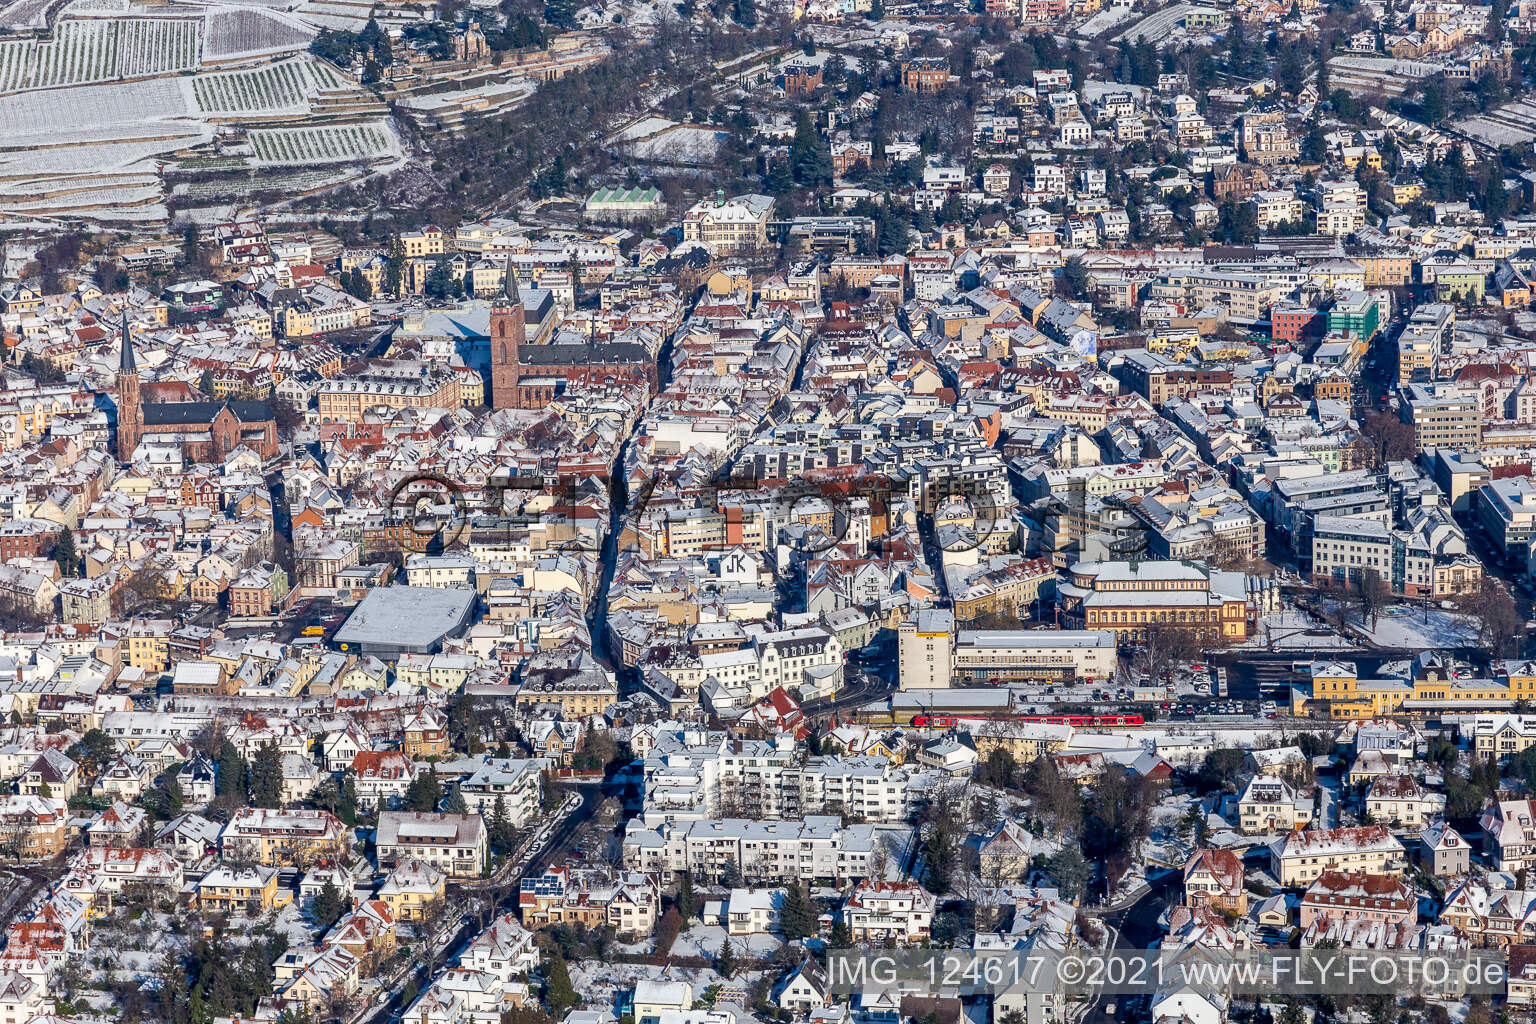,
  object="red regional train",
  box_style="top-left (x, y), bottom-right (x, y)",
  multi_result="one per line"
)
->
top-left (911, 713), bottom-right (1144, 728)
